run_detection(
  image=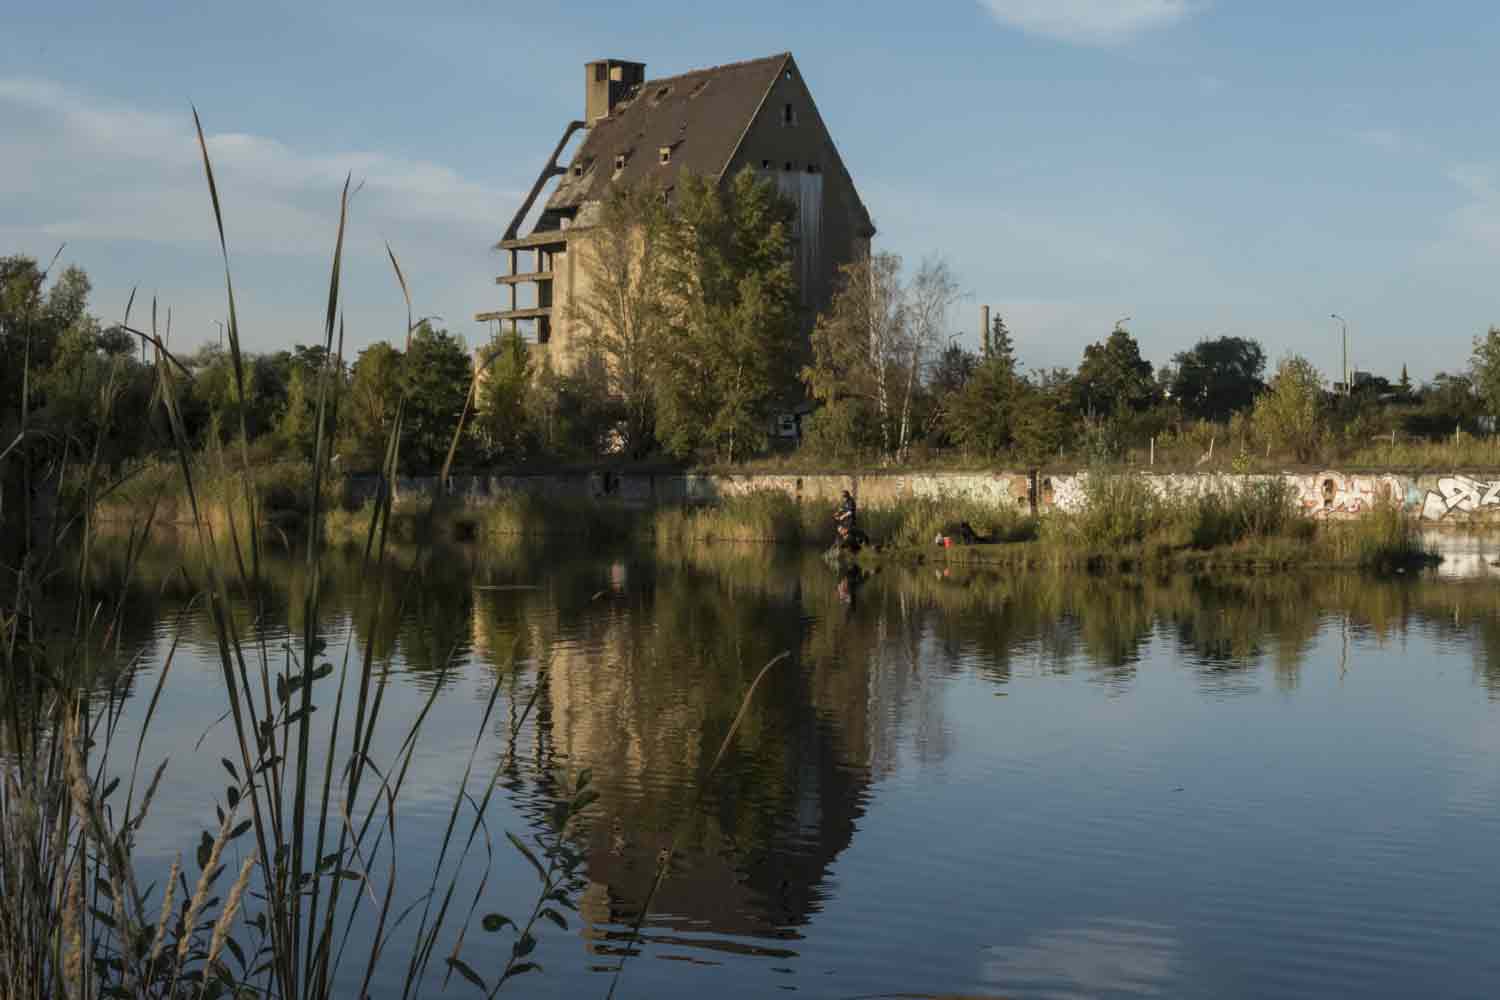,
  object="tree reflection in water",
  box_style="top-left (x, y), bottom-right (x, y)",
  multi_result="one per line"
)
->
top-left (37, 531), bottom-right (1500, 978)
